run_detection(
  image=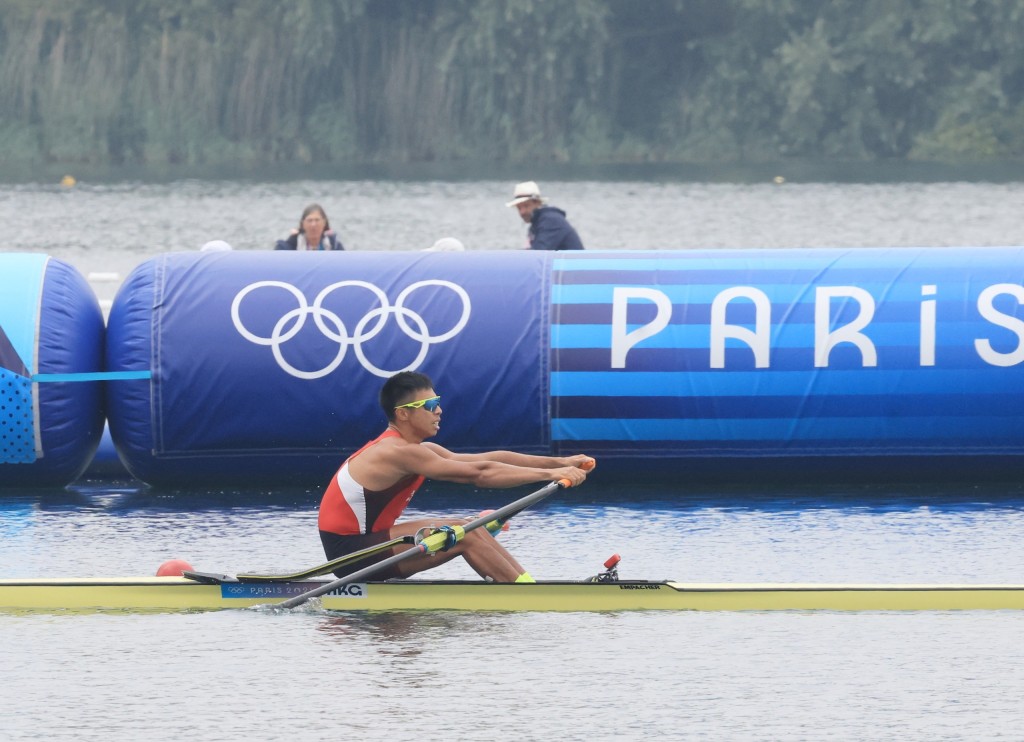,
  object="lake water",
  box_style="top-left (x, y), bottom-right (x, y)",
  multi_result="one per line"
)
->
top-left (3, 173), bottom-right (1024, 740)
top-left (4, 483), bottom-right (1024, 741)
top-left (3, 172), bottom-right (1024, 308)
